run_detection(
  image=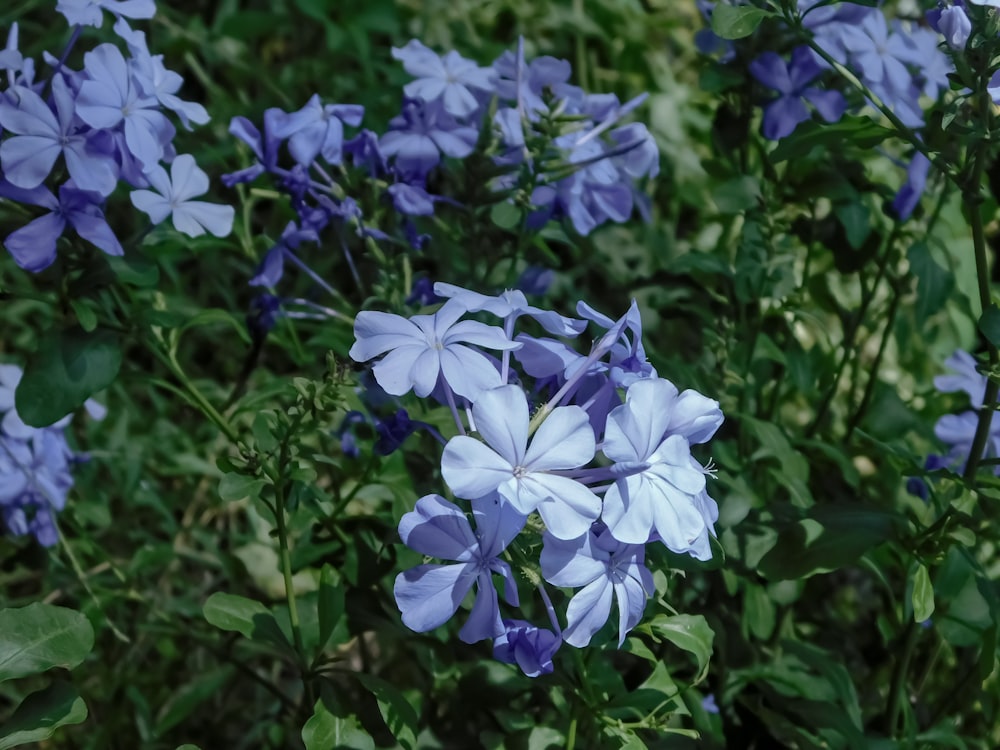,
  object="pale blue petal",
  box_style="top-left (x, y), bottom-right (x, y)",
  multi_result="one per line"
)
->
top-left (441, 435), bottom-right (512, 499)
top-left (602, 476), bottom-right (655, 545)
top-left (438, 345), bottom-right (501, 400)
top-left (371, 345), bottom-right (427, 396)
top-left (471, 385), bottom-right (527, 466)
top-left (523, 404), bottom-right (594, 471)
top-left (349, 311), bottom-right (423, 361)
top-left (531, 476), bottom-right (601, 539)
top-left (173, 201), bottom-right (235, 238)
top-left (539, 532), bottom-right (609, 588)
top-left (408, 347), bottom-right (441, 397)
top-left (563, 577), bottom-right (614, 648)
top-left (614, 575), bottom-right (649, 646)
top-left (398, 493), bottom-right (478, 561)
top-left (394, 562), bottom-right (476, 632)
top-left (458, 572), bottom-right (503, 643)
